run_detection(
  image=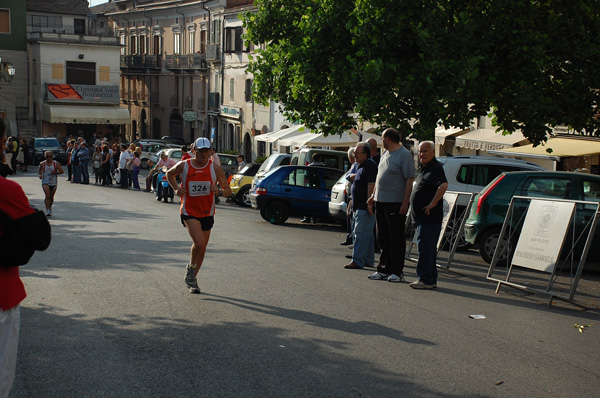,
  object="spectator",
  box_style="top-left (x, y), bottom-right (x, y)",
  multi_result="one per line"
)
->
top-left (409, 141), bottom-right (448, 289)
top-left (344, 142), bottom-right (378, 270)
top-left (92, 145), bottom-right (103, 184)
top-left (181, 145), bottom-right (192, 161)
top-left (237, 154), bottom-right (246, 171)
top-left (71, 142), bottom-right (81, 183)
top-left (130, 151), bottom-right (142, 191)
top-left (78, 142), bottom-right (90, 184)
top-left (341, 147), bottom-right (358, 246)
top-left (367, 128), bottom-right (415, 283)
top-left (118, 144), bottom-right (131, 189)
